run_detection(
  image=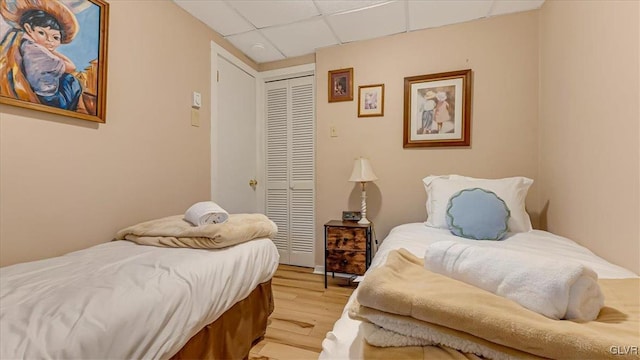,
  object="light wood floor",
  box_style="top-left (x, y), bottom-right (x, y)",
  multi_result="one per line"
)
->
top-left (249, 265), bottom-right (356, 360)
